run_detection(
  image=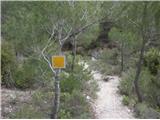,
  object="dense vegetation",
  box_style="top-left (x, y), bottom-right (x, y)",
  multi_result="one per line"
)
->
top-left (1, 1), bottom-right (160, 119)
